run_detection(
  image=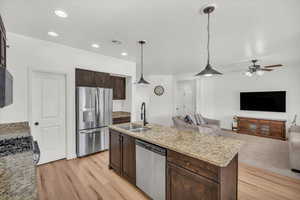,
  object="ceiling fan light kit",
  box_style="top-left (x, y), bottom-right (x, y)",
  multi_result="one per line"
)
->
top-left (244, 59), bottom-right (283, 77)
top-left (256, 70), bottom-right (265, 76)
top-left (245, 71), bottom-right (253, 77)
top-left (196, 4), bottom-right (223, 77)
